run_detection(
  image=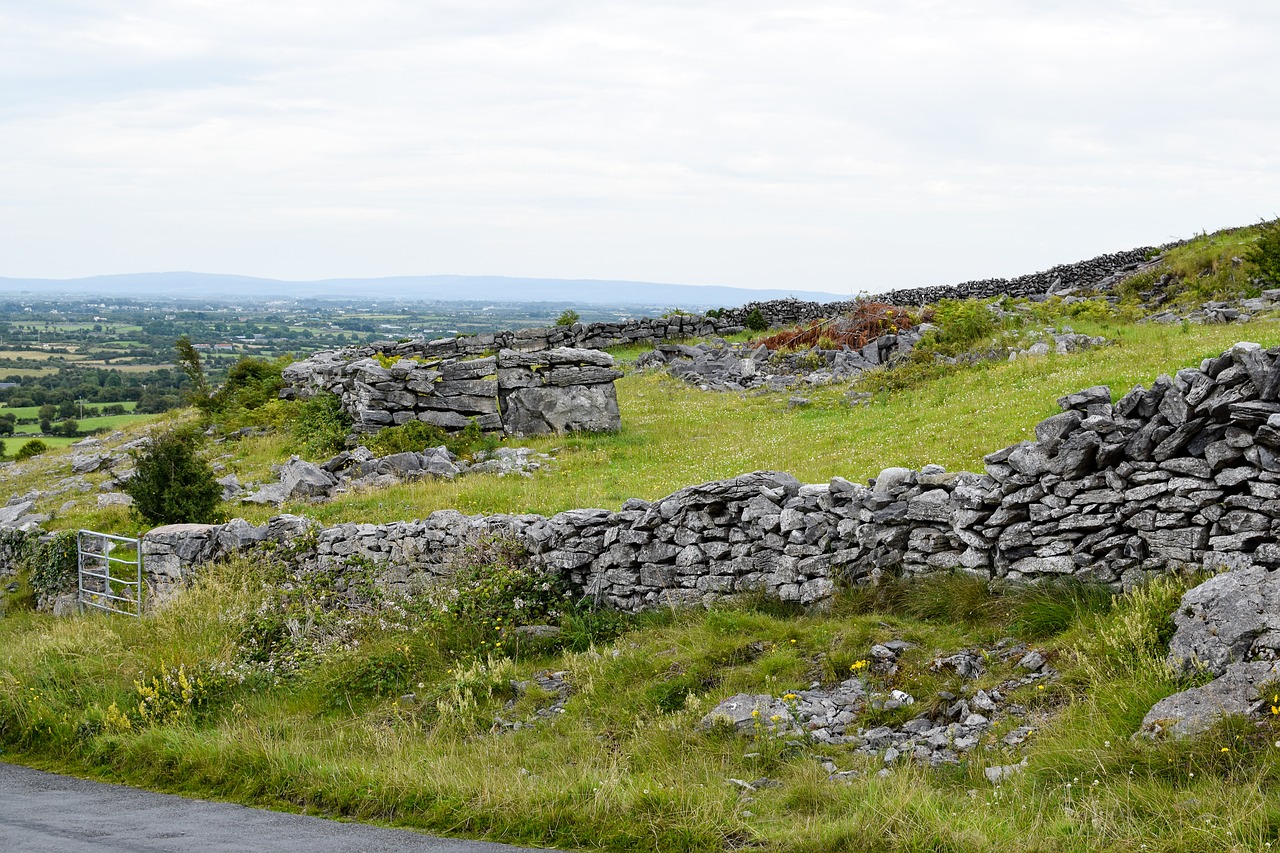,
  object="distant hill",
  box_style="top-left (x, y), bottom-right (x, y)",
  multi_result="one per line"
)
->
top-left (0, 272), bottom-right (846, 308)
